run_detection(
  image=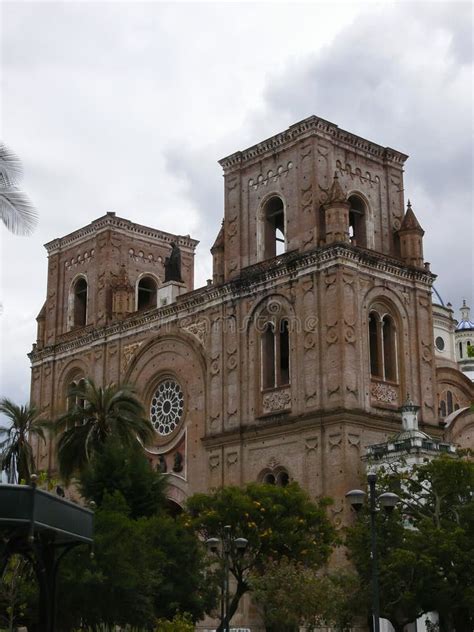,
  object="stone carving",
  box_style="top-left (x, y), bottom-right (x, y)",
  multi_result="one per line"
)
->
top-left (344, 326), bottom-right (356, 344)
top-left (164, 242), bottom-right (183, 283)
top-left (262, 388), bottom-right (291, 414)
top-left (348, 433), bottom-right (360, 447)
top-left (305, 438), bottom-right (318, 452)
top-left (267, 456), bottom-right (278, 469)
top-left (326, 326), bottom-right (338, 345)
top-left (371, 381), bottom-right (398, 404)
top-left (304, 333), bottom-right (316, 349)
top-left (183, 321), bottom-right (207, 346)
top-left (227, 452), bottom-right (238, 466)
top-left (209, 454), bottom-right (220, 470)
top-left (248, 162), bottom-right (293, 190)
top-left (328, 433), bottom-right (342, 449)
top-left (122, 341), bottom-right (144, 372)
top-left (210, 356), bottom-right (220, 376)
